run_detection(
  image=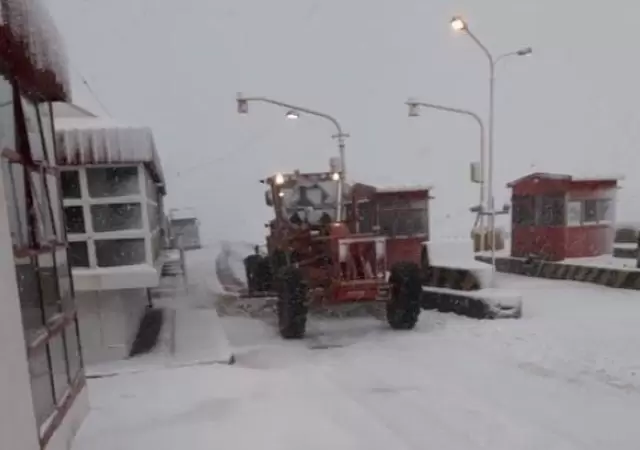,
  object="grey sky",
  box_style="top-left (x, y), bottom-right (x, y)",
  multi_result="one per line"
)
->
top-left (48, 0), bottom-right (640, 242)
